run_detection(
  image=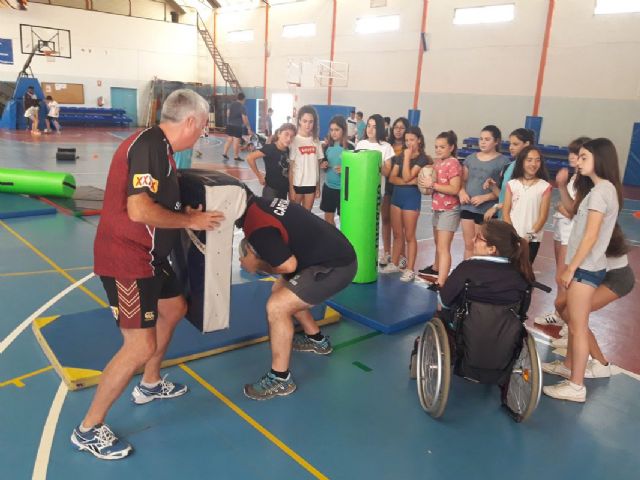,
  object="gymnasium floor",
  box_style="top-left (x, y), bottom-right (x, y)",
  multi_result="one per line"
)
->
top-left (1, 128), bottom-right (639, 479)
